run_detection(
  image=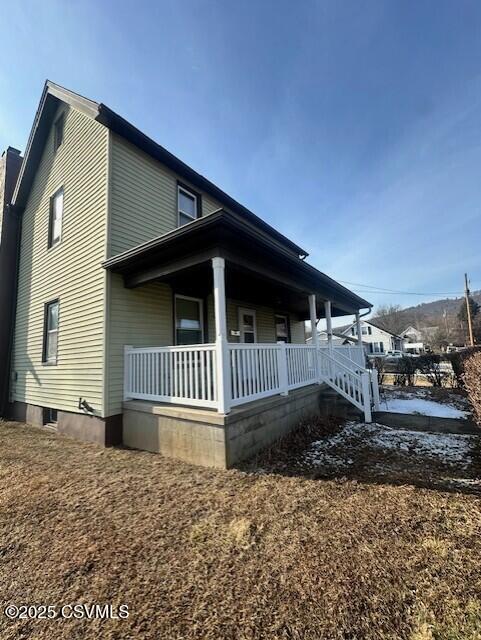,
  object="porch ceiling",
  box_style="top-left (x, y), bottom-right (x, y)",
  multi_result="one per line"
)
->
top-left (103, 209), bottom-right (371, 318)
